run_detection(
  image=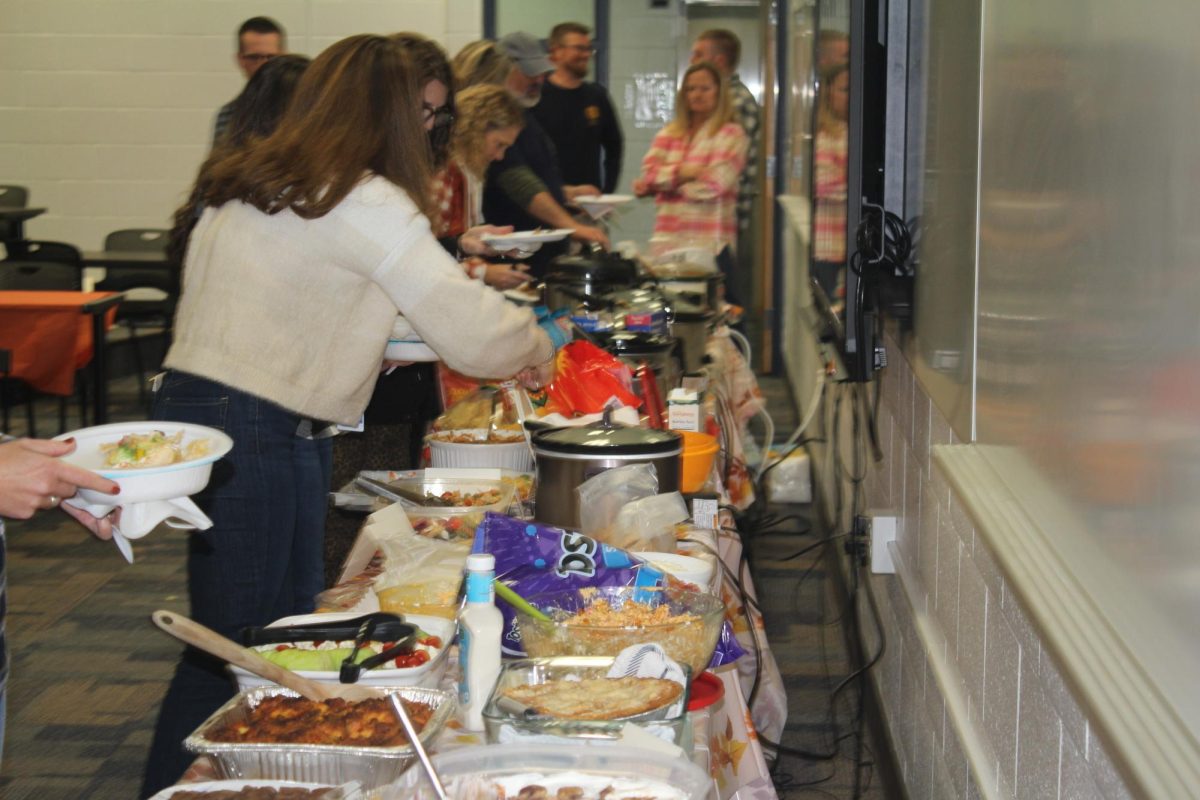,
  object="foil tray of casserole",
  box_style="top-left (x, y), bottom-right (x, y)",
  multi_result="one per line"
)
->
top-left (183, 685), bottom-right (456, 789)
